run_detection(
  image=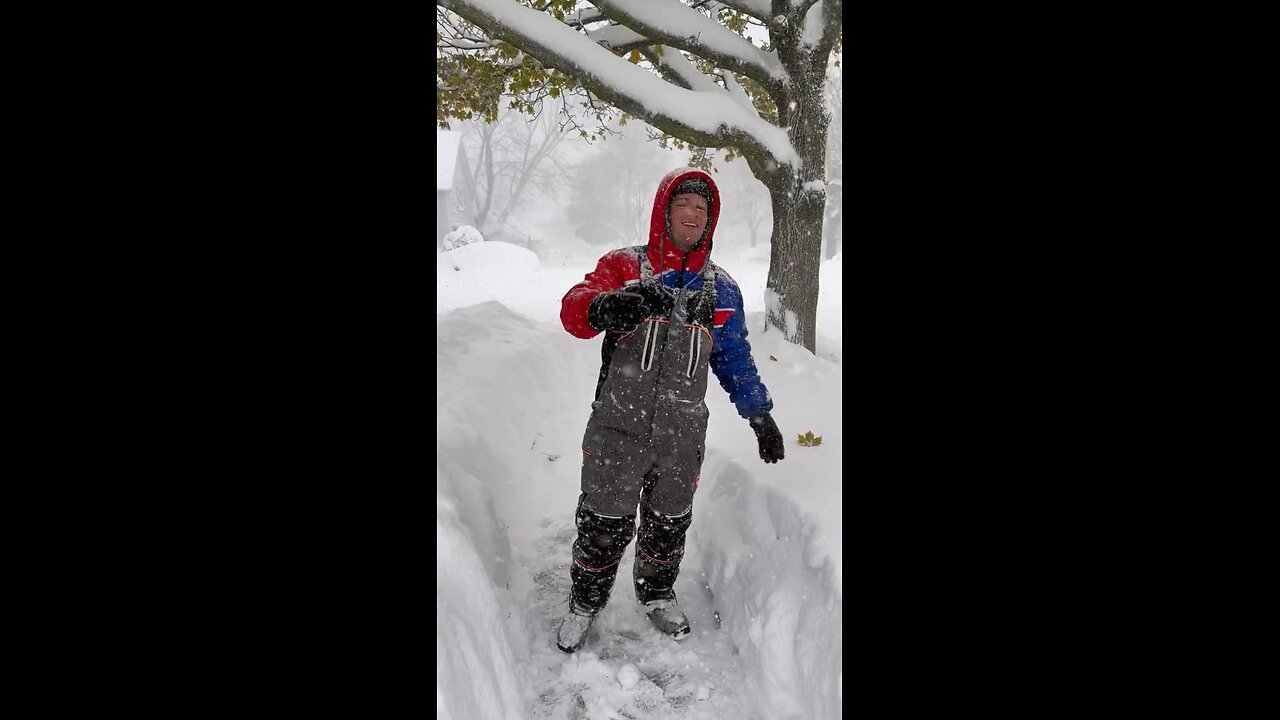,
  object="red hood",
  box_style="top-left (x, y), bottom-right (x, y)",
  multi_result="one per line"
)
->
top-left (647, 167), bottom-right (720, 274)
